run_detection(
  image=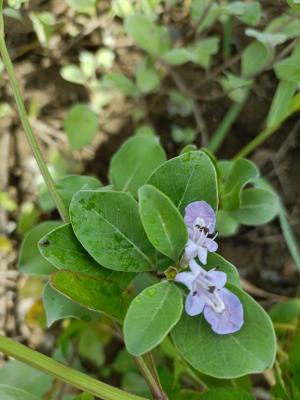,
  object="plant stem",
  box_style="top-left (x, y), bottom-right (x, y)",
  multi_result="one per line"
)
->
top-left (0, 336), bottom-right (146, 400)
top-left (0, 6), bottom-right (69, 222)
top-left (208, 101), bottom-right (243, 153)
top-left (135, 356), bottom-right (168, 400)
top-left (144, 352), bottom-right (167, 400)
